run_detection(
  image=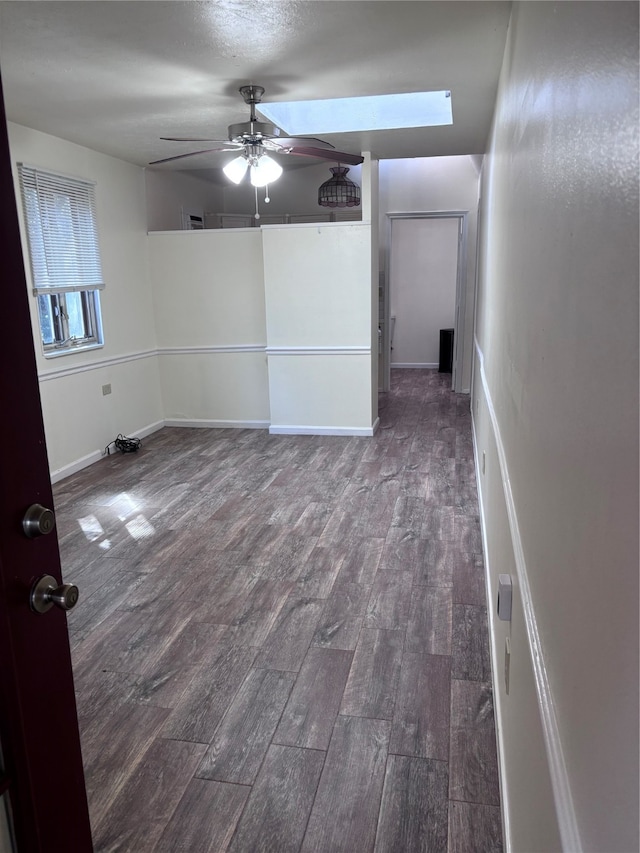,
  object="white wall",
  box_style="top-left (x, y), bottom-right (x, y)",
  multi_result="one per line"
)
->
top-left (389, 217), bottom-right (458, 367)
top-left (9, 123), bottom-right (163, 479)
top-left (149, 221), bottom-right (375, 435)
top-left (474, 3), bottom-right (639, 852)
top-left (262, 222), bottom-right (374, 433)
top-left (379, 156), bottom-right (480, 391)
top-left (148, 229), bottom-right (270, 427)
top-left (145, 169), bottom-right (224, 231)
